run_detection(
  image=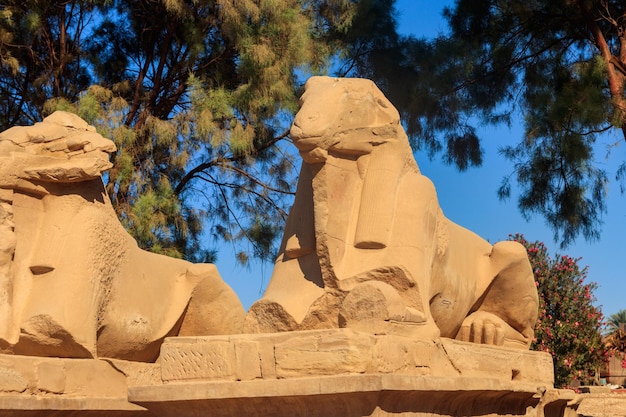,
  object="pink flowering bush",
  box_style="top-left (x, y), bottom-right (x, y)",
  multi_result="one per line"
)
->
top-left (510, 234), bottom-right (607, 387)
